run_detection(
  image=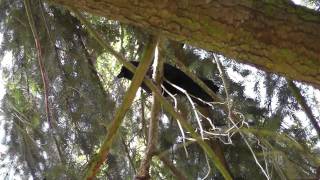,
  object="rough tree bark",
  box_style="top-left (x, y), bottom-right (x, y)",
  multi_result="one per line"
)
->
top-left (48, 0), bottom-right (320, 88)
